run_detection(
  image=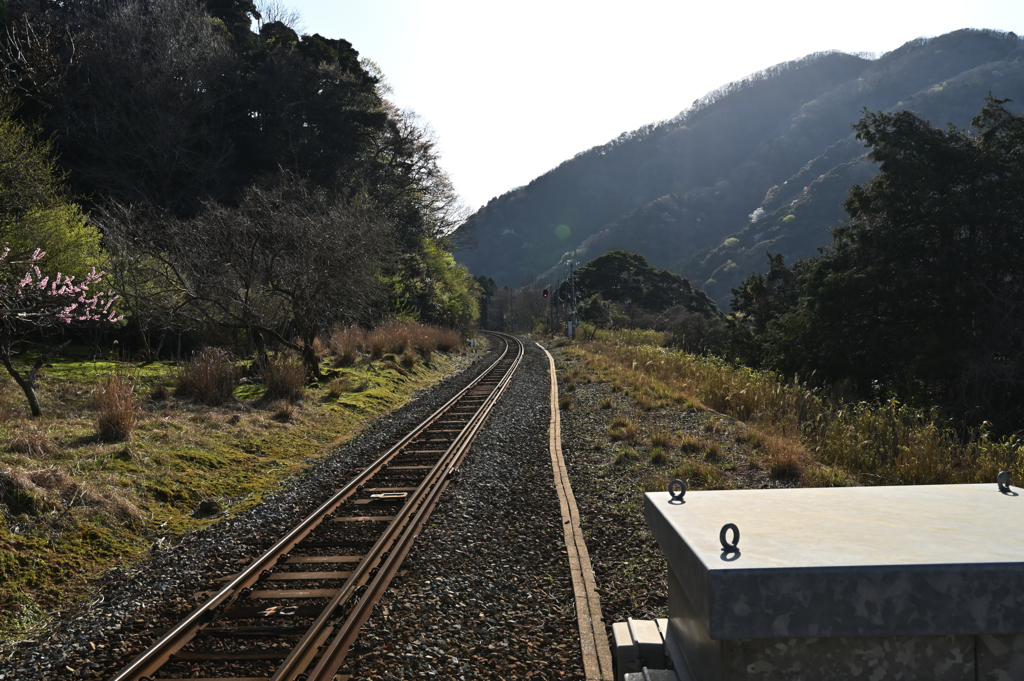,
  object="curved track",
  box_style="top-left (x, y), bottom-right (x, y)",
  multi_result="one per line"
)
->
top-left (110, 332), bottom-right (524, 681)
